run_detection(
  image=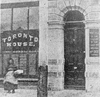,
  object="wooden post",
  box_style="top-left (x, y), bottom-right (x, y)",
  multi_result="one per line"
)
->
top-left (10, 8), bottom-right (13, 58)
top-left (37, 66), bottom-right (48, 97)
